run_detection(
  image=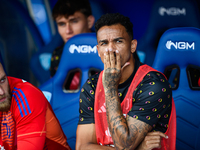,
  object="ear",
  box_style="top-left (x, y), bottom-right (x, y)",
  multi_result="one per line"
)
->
top-left (87, 15), bottom-right (95, 29)
top-left (131, 39), bottom-right (137, 53)
top-left (96, 45), bottom-right (100, 57)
